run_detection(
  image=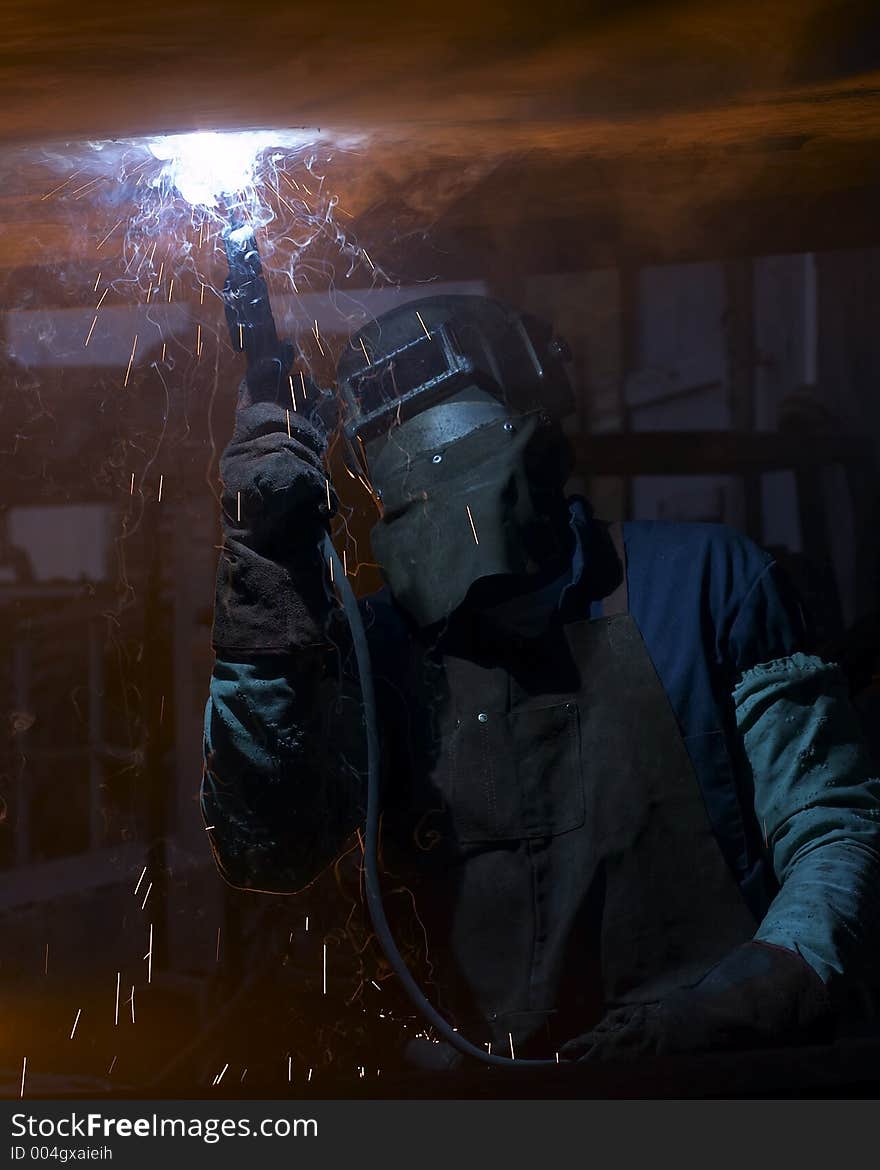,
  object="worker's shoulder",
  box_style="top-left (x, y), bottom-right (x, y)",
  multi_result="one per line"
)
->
top-left (620, 518), bottom-right (774, 586)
